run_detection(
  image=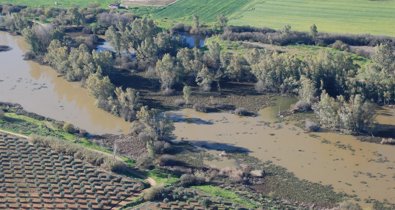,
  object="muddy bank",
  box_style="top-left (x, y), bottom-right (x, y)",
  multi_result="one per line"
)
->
top-left (169, 107), bottom-right (395, 205)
